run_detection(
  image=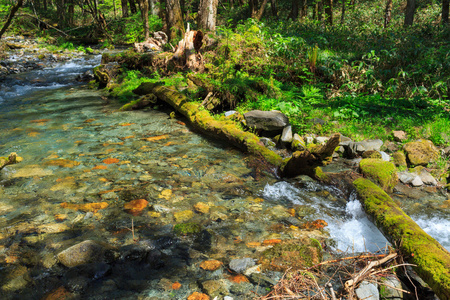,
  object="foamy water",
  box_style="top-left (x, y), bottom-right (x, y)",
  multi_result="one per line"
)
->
top-left (413, 216), bottom-right (450, 251)
top-left (263, 181), bottom-right (389, 253)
